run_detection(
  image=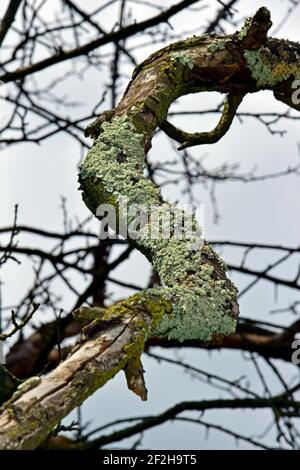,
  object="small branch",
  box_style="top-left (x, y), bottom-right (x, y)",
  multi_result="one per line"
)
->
top-left (0, 205), bottom-right (19, 267)
top-left (0, 0), bottom-right (199, 83)
top-left (160, 93), bottom-right (244, 150)
top-left (205, 0), bottom-right (239, 34)
top-left (75, 394), bottom-right (300, 448)
top-left (0, 304), bottom-right (39, 342)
